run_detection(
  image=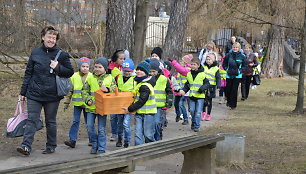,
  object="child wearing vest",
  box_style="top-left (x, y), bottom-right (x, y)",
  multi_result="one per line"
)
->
top-left (217, 54), bottom-right (227, 104)
top-left (108, 50), bottom-right (126, 141)
top-left (202, 52), bottom-right (221, 121)
top-left (63, 57), bottom-right (92, 148)
top-left (168, 54), bottom-right (192, 125)
top-left (150, 59), bottom-right (173, 141)
top-left (123, 59), bottom-right (157, 146)
top-left (114, 58), bottom-right (137, 148)
top-left (179, 58), bottom-right (210, 132)
top-left (83, 57), bottom-right (116, 154)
